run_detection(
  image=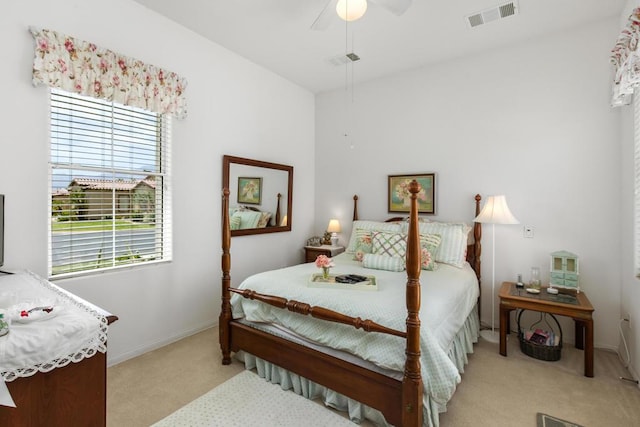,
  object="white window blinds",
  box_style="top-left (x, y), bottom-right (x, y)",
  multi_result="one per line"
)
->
top-left (49, 88), bottom-right (172, 277)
